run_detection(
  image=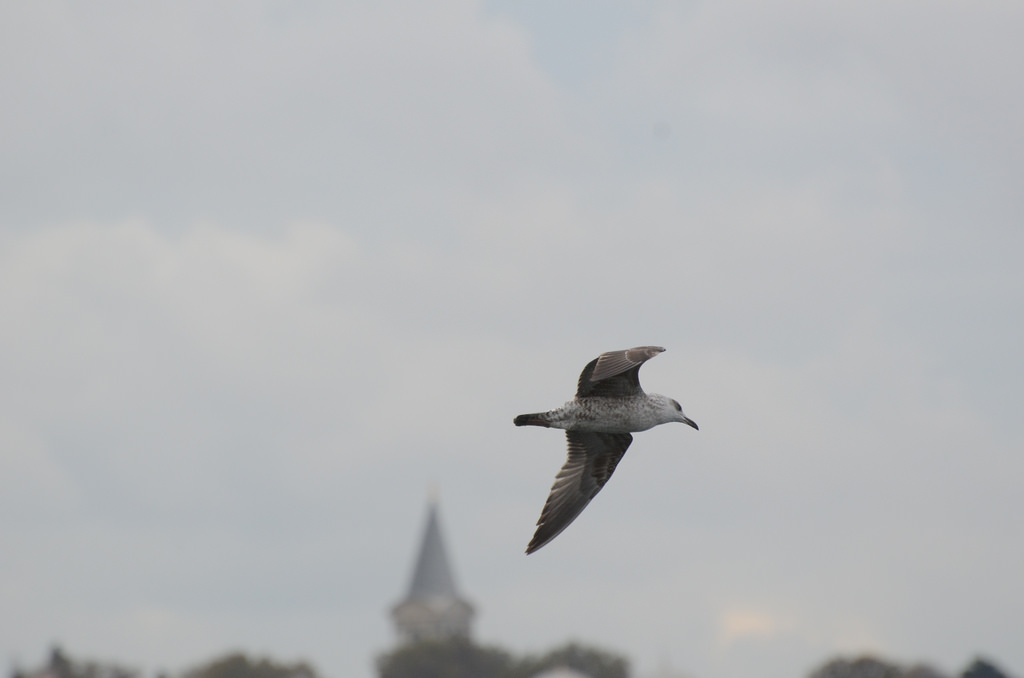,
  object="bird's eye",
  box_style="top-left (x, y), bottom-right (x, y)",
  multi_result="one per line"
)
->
top-left (672, 400), bottom-right (682, 411)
